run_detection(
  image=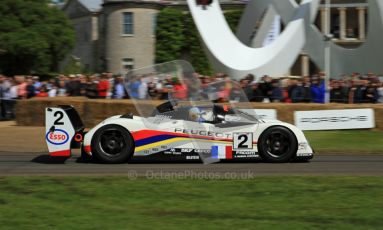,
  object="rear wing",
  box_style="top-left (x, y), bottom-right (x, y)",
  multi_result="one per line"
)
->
top-left (45, 105), bottom-right (84, 157)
